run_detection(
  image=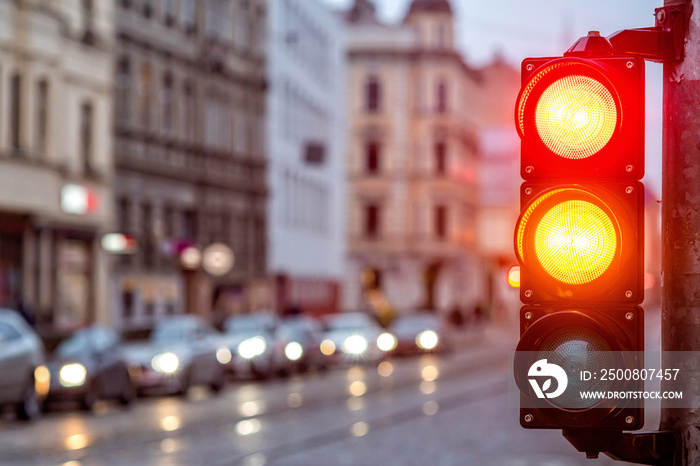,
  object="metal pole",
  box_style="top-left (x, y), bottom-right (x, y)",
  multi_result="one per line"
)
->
top-left (660, 0), bottom-right (700, 464)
